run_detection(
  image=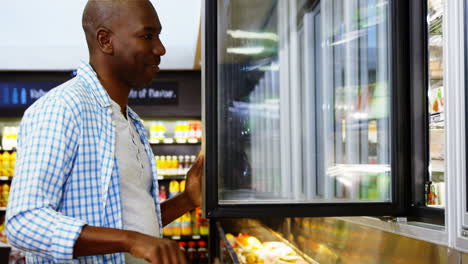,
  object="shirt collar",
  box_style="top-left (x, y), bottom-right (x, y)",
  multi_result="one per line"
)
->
top-left (77, 61), bottom-right (141, 123)
top-left (76, 61), bottom-right (112, 108)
